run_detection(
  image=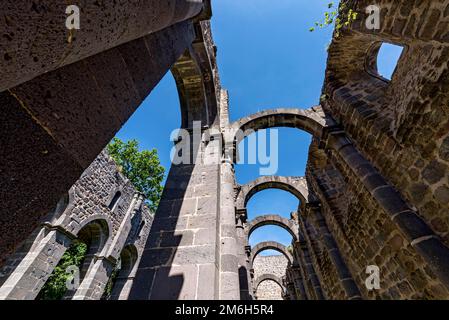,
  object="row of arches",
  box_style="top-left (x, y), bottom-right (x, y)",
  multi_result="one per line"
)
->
top-left (229, 111), bottom-right (321, 299)
top-left (237, 175), bottom-right (307, 300)
top-left (0, 152), bottom-right (152, 300)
